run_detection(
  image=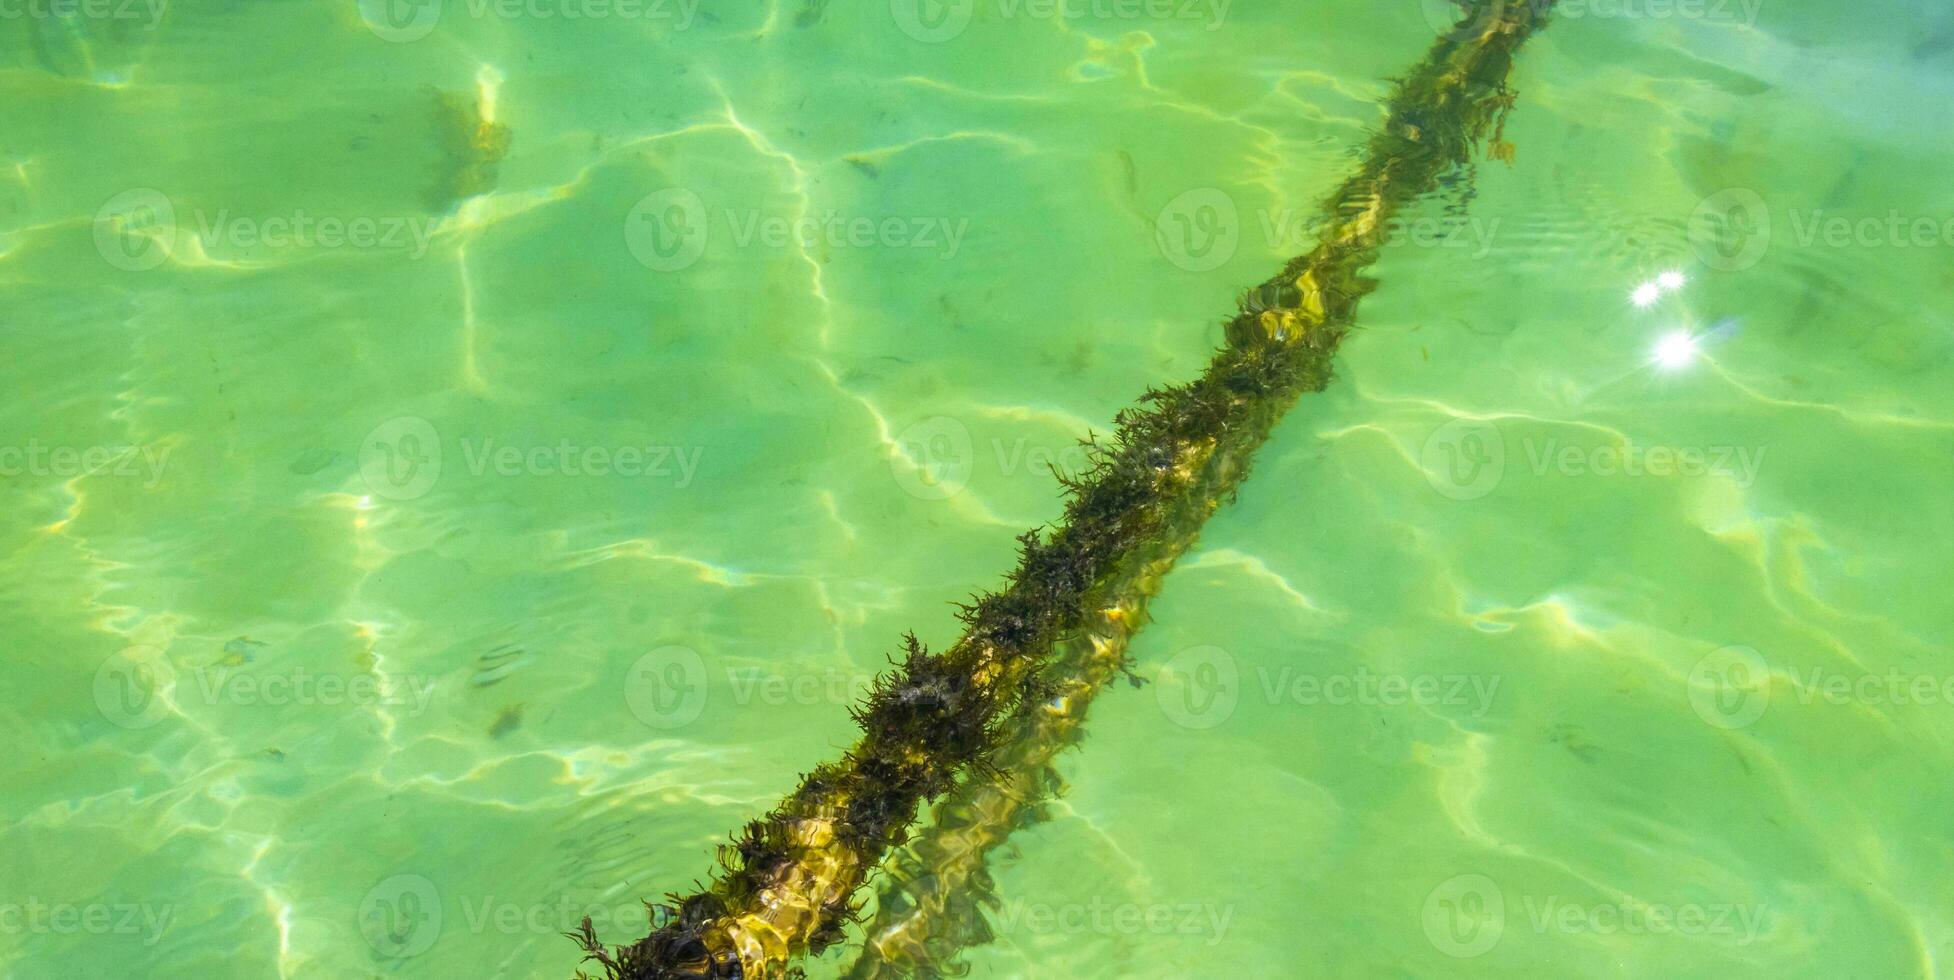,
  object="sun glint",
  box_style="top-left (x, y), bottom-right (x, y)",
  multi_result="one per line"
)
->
top-left (1653, 330), bottom-right (1698, 370)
